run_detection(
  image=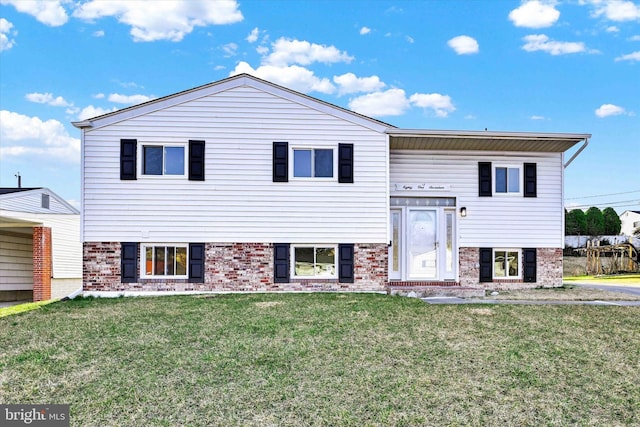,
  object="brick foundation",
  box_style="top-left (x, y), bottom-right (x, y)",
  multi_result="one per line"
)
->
top-left (459, 247), bottom-right (563, 289)
top-left (83, 242), bottom-right (388, 292)
top-left (33, 227), bottom-right (52, 302)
